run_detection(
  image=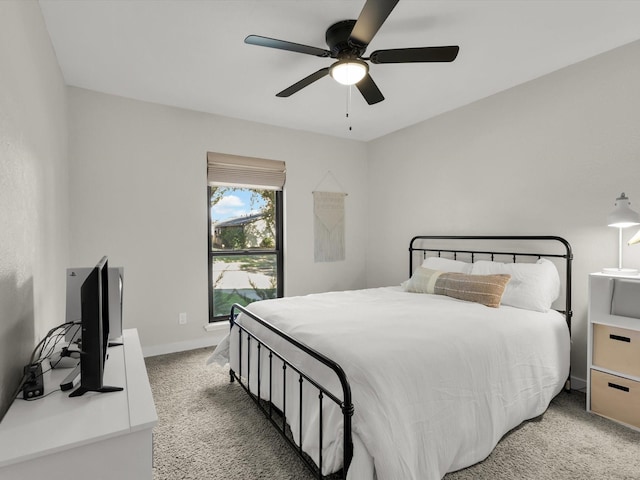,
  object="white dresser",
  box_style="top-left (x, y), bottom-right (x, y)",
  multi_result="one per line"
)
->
top-left (0, 329), bottom-right (157, 479)
top-left (587, 273), bottom-right (640, 431)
